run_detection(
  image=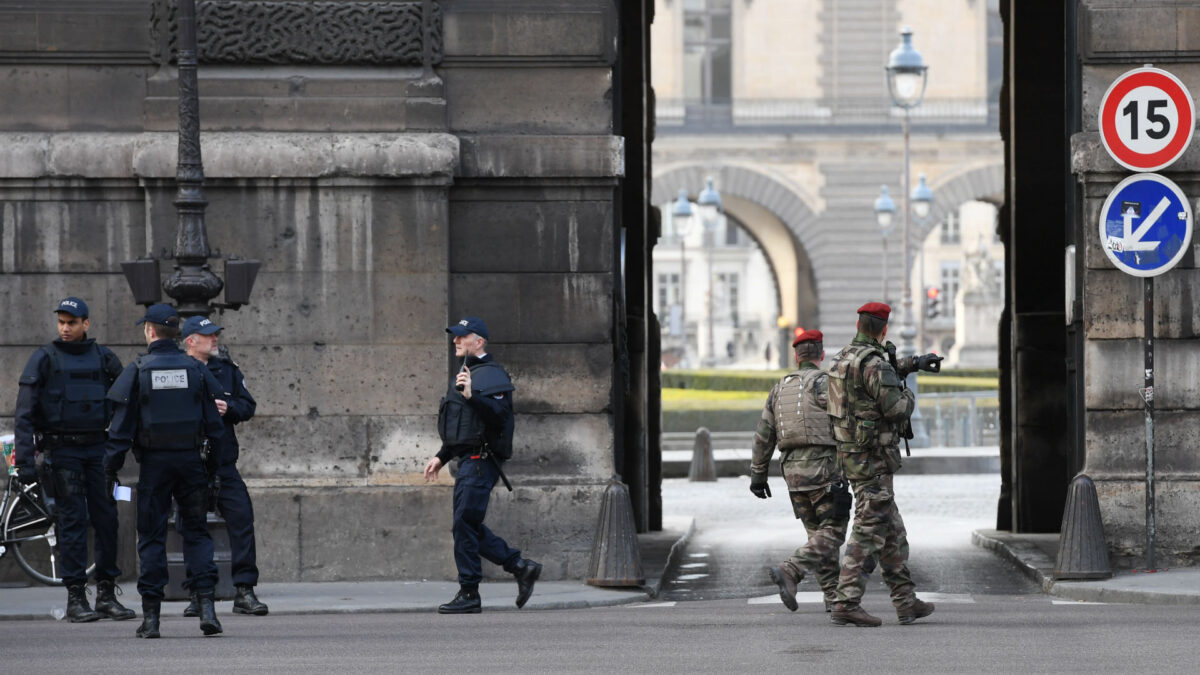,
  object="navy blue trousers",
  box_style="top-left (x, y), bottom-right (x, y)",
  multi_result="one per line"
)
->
top-left (50, 444), bottom-right (121, 586)
top-left (452, 457), bottom-right (520, 589)
top-left (181, 463), bottom-right (259, 588)
top-left (135, 451), bottom-right (216, 600)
